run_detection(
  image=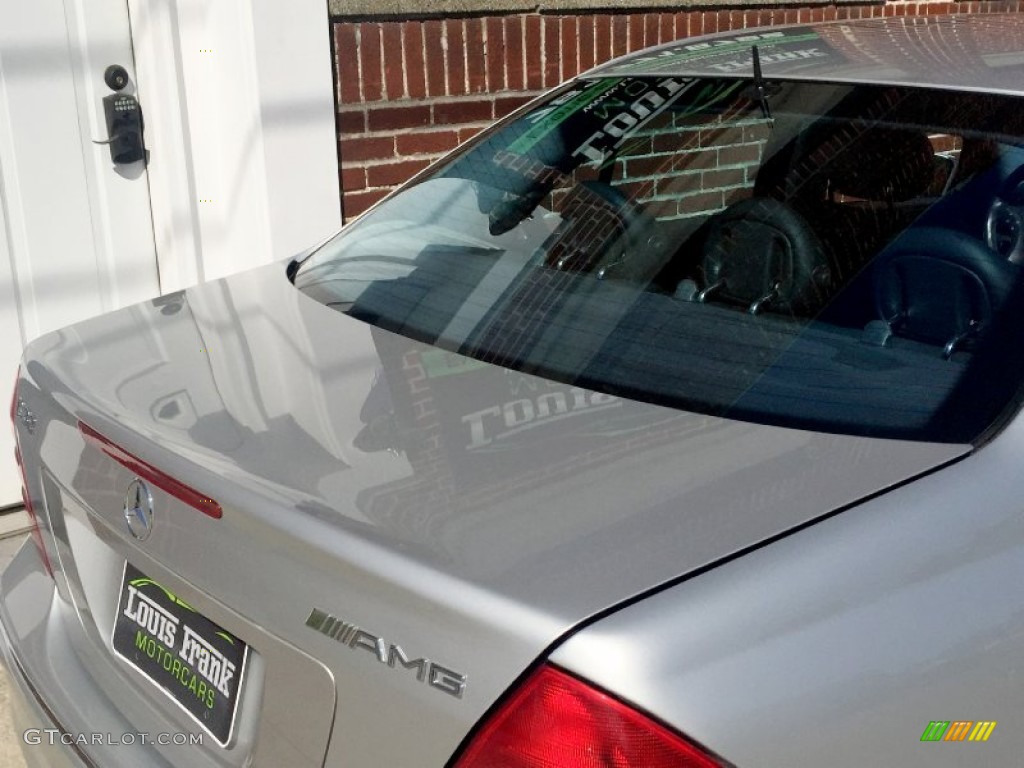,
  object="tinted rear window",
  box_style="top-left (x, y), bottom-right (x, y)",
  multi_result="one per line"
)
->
top-left (296, 78), bottom-right (1024, 443)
